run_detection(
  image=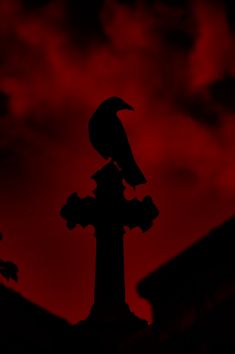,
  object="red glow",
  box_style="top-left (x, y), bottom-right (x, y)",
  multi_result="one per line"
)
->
top-left (1, 0), bottom-right (235, 324)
